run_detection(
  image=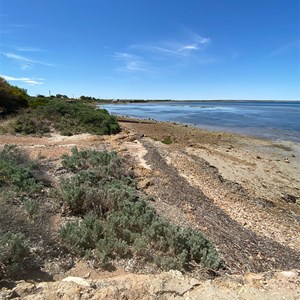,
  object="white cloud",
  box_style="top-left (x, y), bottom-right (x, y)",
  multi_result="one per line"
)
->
top-left (181, 44), bottom-right (198, 50)
top-left (15, 46), bottom-right (41, 52)
top-left (1, 75), bottom-right (44, 85)
top-left (114, 52), bottom-right (151, 72)
top-left (1, 52), bottom-right (54, 67)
